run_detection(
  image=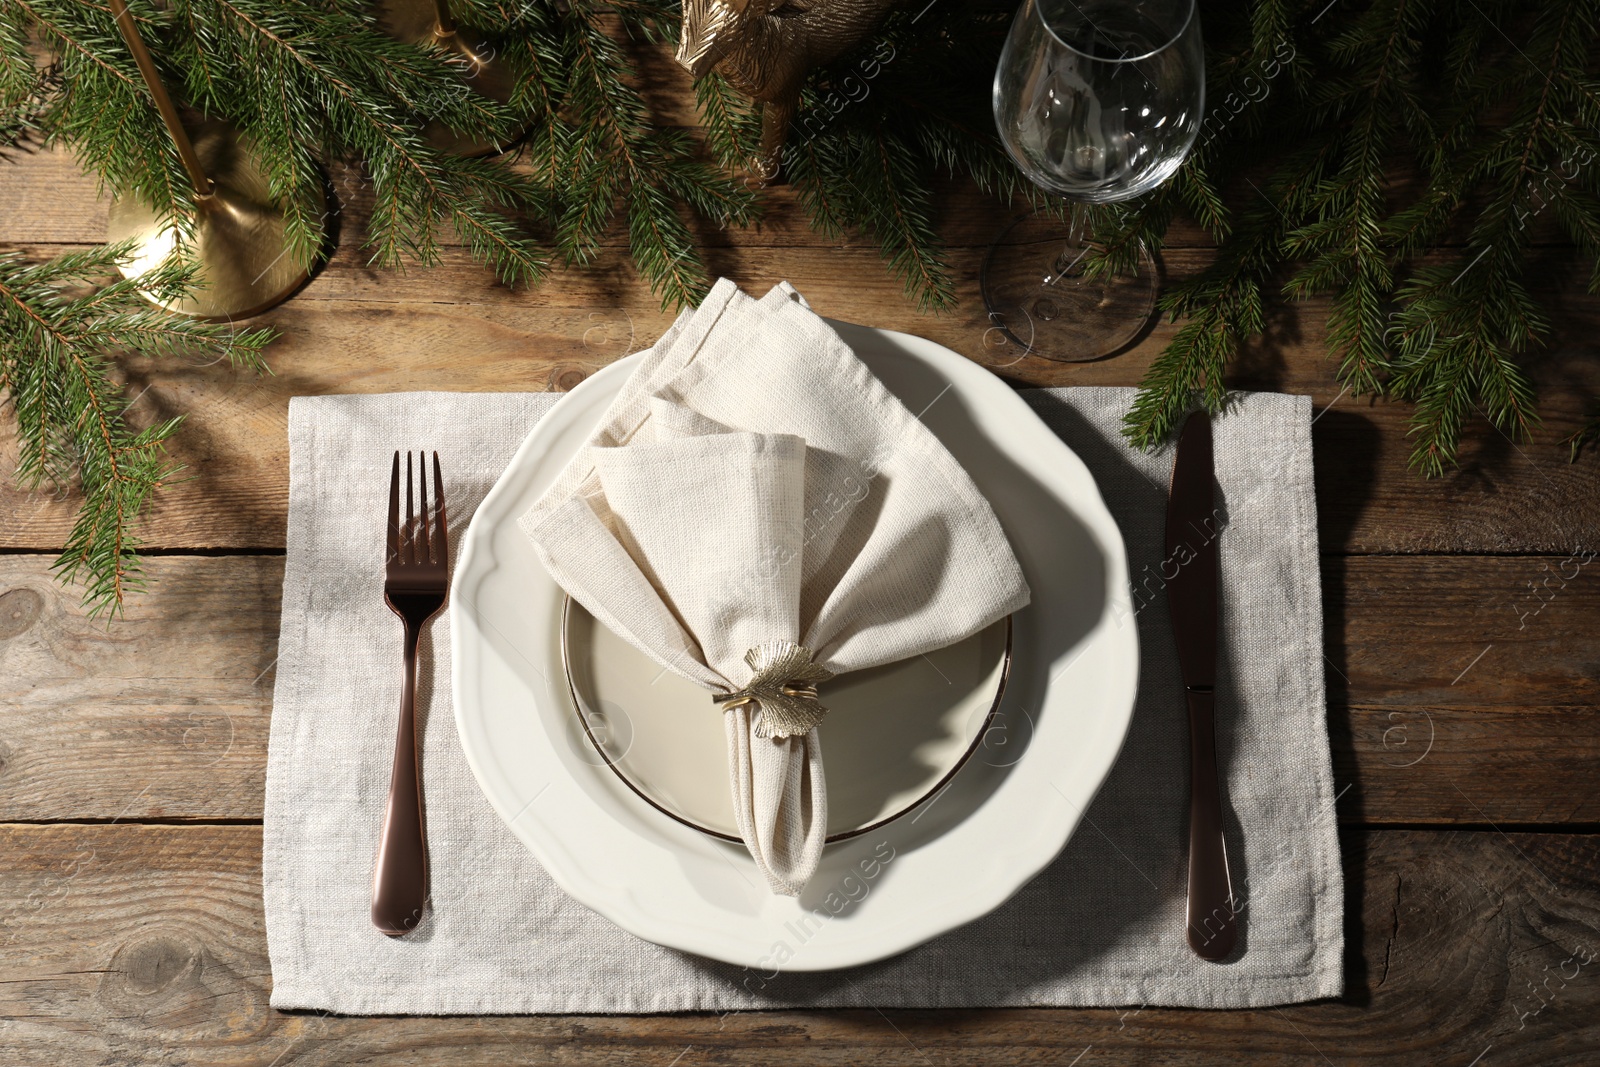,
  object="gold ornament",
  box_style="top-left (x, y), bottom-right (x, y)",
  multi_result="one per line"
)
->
top-left (713, 641), bottom-right (835, 739)
top-left (677, 0), bottom-right (902, 185)
top-left (106, 0), bottom-right (327, 320)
